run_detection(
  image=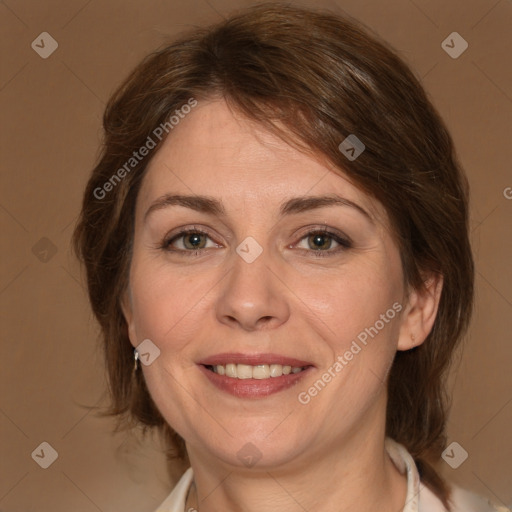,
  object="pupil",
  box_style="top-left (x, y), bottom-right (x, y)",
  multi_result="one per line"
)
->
top-left (186, 233), bottom-right (204, 248)
top-left (310, 234), bottom-right (330, 250)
